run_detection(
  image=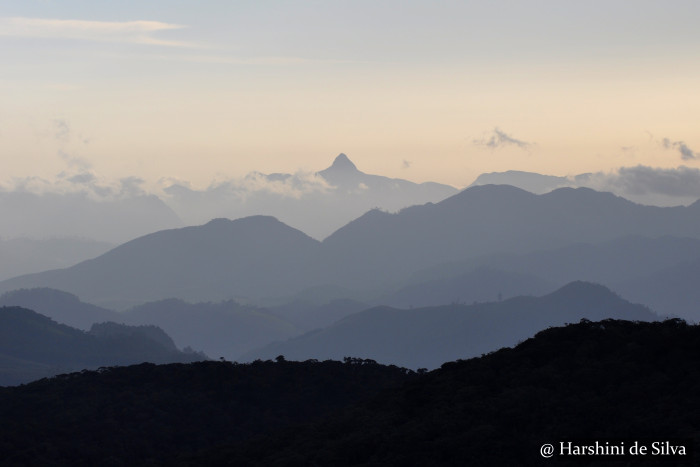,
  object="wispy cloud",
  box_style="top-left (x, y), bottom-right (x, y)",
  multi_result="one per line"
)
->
top-left (474, 127), bottom-right (533, 150)
top-left (0, 17), bottom-right (191, 47)
top-left (661, 137), bottom-right (697, 161)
